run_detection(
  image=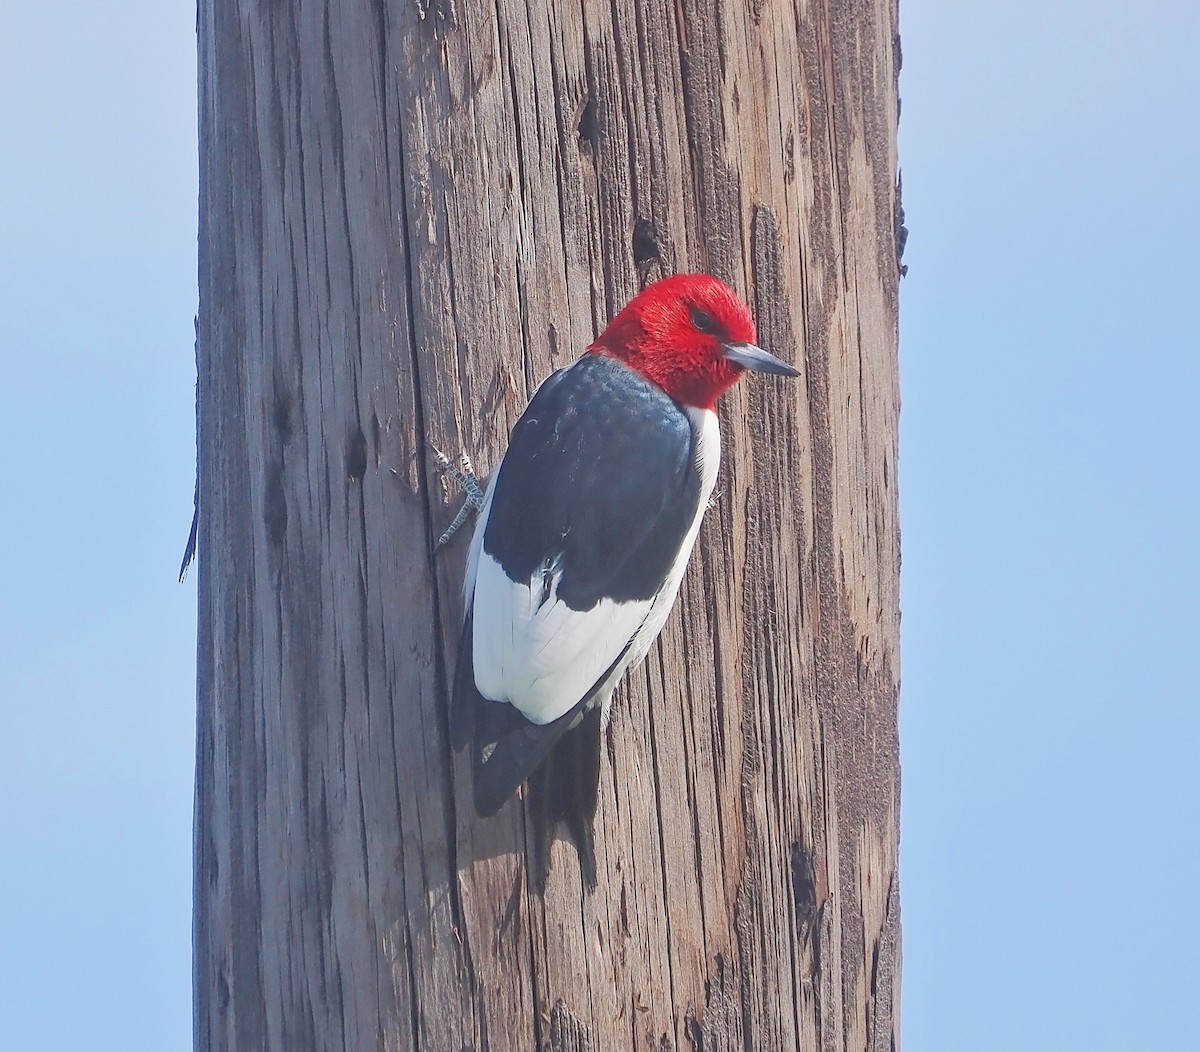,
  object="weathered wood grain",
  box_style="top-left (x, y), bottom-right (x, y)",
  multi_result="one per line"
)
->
top-left (194, 0), bottom-right (902, 1049)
